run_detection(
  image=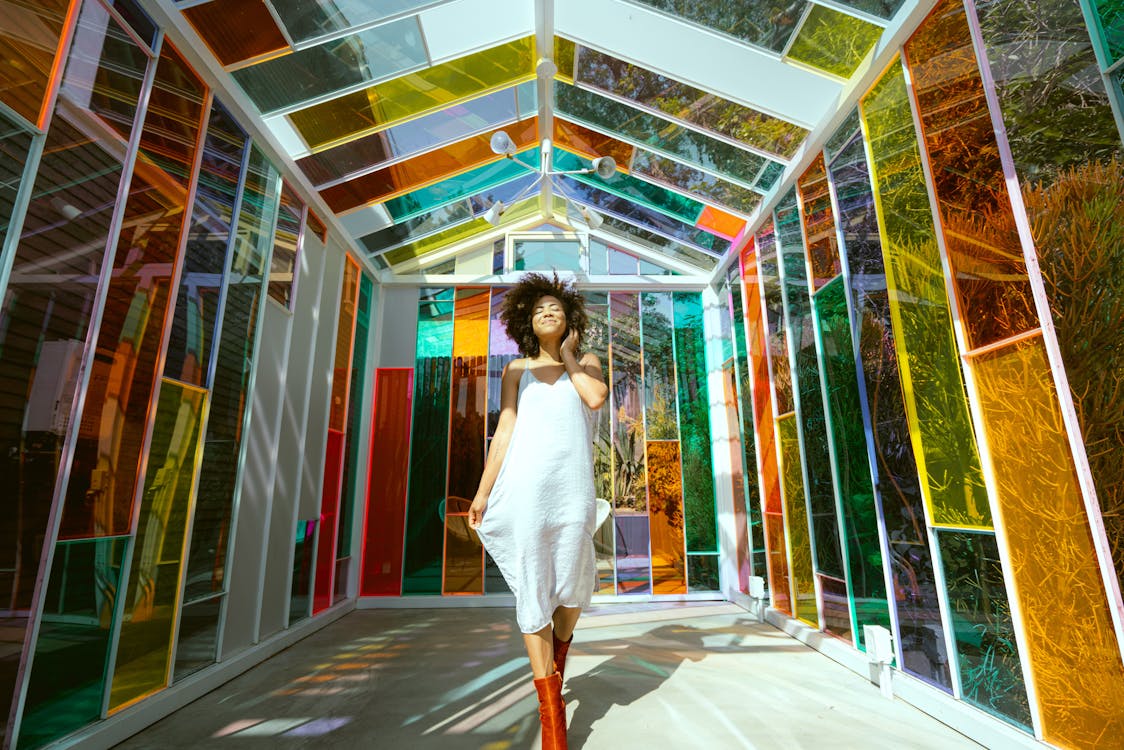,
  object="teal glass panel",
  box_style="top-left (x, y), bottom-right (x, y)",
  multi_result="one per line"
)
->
top-left (574, 46), bottom-right (807, 158)
top-left (165, 99), bottom-right (248, 387)
top-left (0, 110), bottom-right (33, 250)
top-left (687, 553), bottom-right (720, 592)
top-left (758, 222), bottom-right (793, 414)
top-left (270, 0), bottom-right (435, 42)
top-left (231, 18), bottom-right (428, 113)
top-left (628, 0), bottom-right (808, 53)
top-left (337, 274), bottom-right (373, 559)
top-left (830, 131), bottom-right (952, 690)
top-left (673, 292), bottom-right (717, 552)
top-left (597, 214), bottom-right (719, 270)
top-left (554, 148), bottom-right (705, 225)
top-left (383, 152), bottom-right (535, 222)
top-left (1089, 0), bottom-right (1124, 61)
top-left (297, 87), bottom-right (525, 186)
top-left (813, 276), bottom-right (891, 647)
top-left (778, 414), bottom-right (818, 627)
top-left (172, 595), bottom-right (221, 681)
top-left (938, 530), bottom-right (1032, 728)
top-left (755, 160), bottom-right (785, 191)
top-left (642, 293), bottom-right (678, 440)
top-left (825, 109), bottom-right (861, 163)
top-left (402, 298), bottom-right (453, 594)
top-left (18, 537), bottom-right (127, 749)
top-left (513, 239), bottom-right (583, 271)
top-left (289, 519), bottom-right (317, 624)
top-left (776, 190), bottom-right (844, 579)
top-left (631, 149), bottom-right (763, 215)
top-left (109, 382), bottom-right (206, 711)
top-left (555, 82), bottom-right (768, 188)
